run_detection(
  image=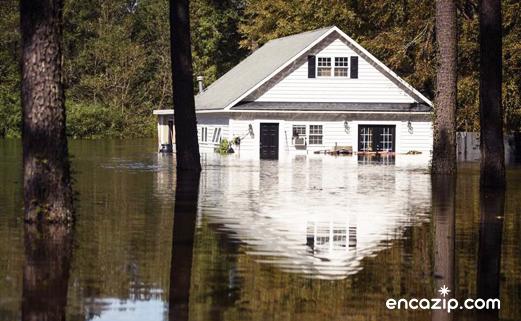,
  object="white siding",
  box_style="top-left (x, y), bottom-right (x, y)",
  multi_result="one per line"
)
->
top-left (350, 121), bottom-right (432, 154)
top-left (397, 121), bottom-right (433, 154)
top-left (228, 119), bottom-right (260, 157)
top-left (247, 38), bottom-right (416, 103)
top-left (196, 114), bottom-right (230, 150)
top-left (222, 117), bottom-right (432, 159)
